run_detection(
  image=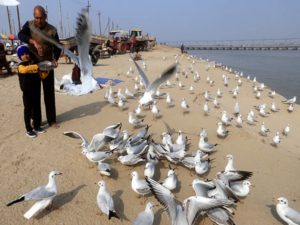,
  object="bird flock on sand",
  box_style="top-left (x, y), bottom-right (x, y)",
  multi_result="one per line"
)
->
top-left (6, 9), bottom-right (299, 225)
